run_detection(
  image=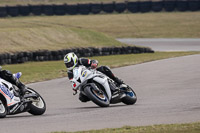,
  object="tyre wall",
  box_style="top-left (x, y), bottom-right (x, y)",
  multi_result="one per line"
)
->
top-left (188, 0), bottom-right (199, 11)
top-left (30, 5), bottom-right (42, 15)
top-left (140, 1), bottom-right (152, 13)
top-left (91, 3), bottom-right (102, 14)
top-left (7, 6), bottom-right (19, 17)
top-left (115, 2), bottom-right (127, 13)
top-left (102, 2), bottom-right (115, 13)
top-left (19, 5), bottom-right (31, 16)
top-left (42, 5), bottom-right (54, 16)
top-left (66, 4), bottom-right (78, 15)
top-left (152, 1), bottom-right (163, 12)
top-left (127, 2), bottom-right (139, 13)
top-left (0, 7), bottom-right (7, 17)
top-left (0, 0), bottom-right (199, 17)
top-left (78, 4), bottom-right (91, 15)
top-left (53, 4), bottom-right (66, 15)
top-left (0, 46), bottom-right (154, 65)
top-left (177, 0), bottom-right (188, 11)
